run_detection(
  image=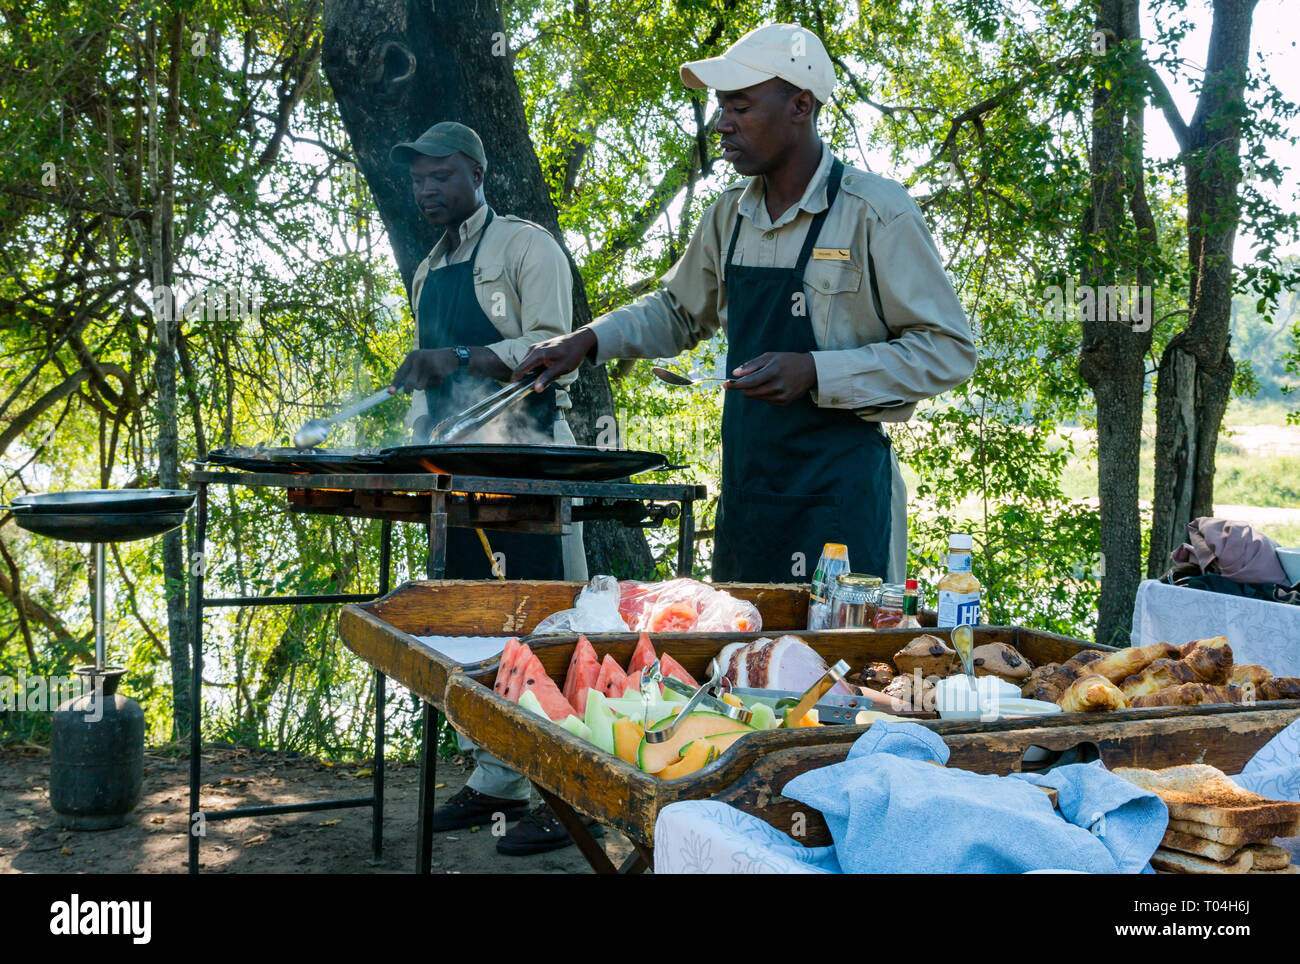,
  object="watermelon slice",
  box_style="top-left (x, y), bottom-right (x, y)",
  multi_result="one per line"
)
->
top-left (502, 644), bottom-right (534, 703)
top-left (515, 652), bottom-right (576, 721)
top-left (658, 652), bottom-right (699, 688)
top-left (493, 638), bottom-right (522, 697)
top-left (594, 653), bottom-right (627, 699)
top-left (562, 635), bottom-right (601, 716)
top-left (626, 632), bottom-right (658, 677)
top-left (621, 668), bottom-right (645, 697)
